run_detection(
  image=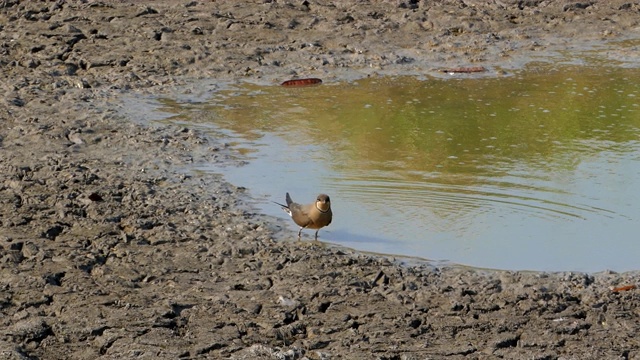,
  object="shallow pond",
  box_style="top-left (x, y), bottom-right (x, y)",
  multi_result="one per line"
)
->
top-left (152, 62), bottom-right (640, 272)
